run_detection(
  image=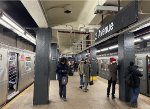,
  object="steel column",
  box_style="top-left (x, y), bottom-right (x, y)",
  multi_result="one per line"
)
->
top-left (33, 28), bottom-right (51, 105)
top-left (118, 32), bottom-right (135, 102)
